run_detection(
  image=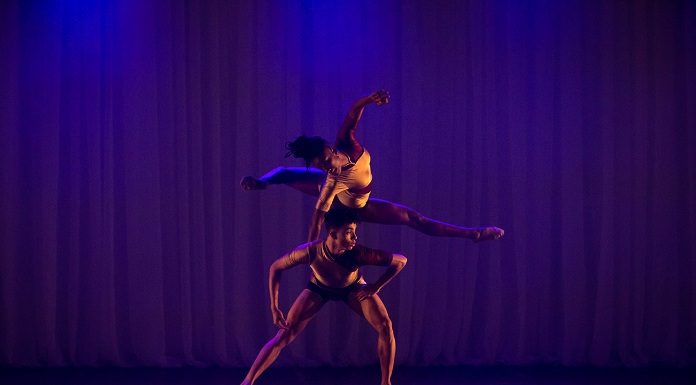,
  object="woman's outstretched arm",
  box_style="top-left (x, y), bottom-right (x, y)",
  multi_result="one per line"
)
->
top-left (336, 90), bottom-right (389, 146)
top-left (307, 209), bottom-right (325, 242)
